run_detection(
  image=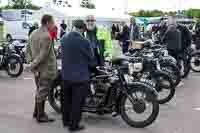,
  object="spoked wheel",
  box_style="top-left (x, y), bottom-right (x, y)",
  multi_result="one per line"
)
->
top-left (154, 72), bottom-right (175, 104)
top-left (160, 62), bottom-right (181, 87)
top-left (6, 56), bottom-right (23, 77)
top-left (120, 88), bottom-right (159, 128)
top-left (48, 80), bottom-right (62, 114)
top-left (190, 52), bottom-right (200, 72)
